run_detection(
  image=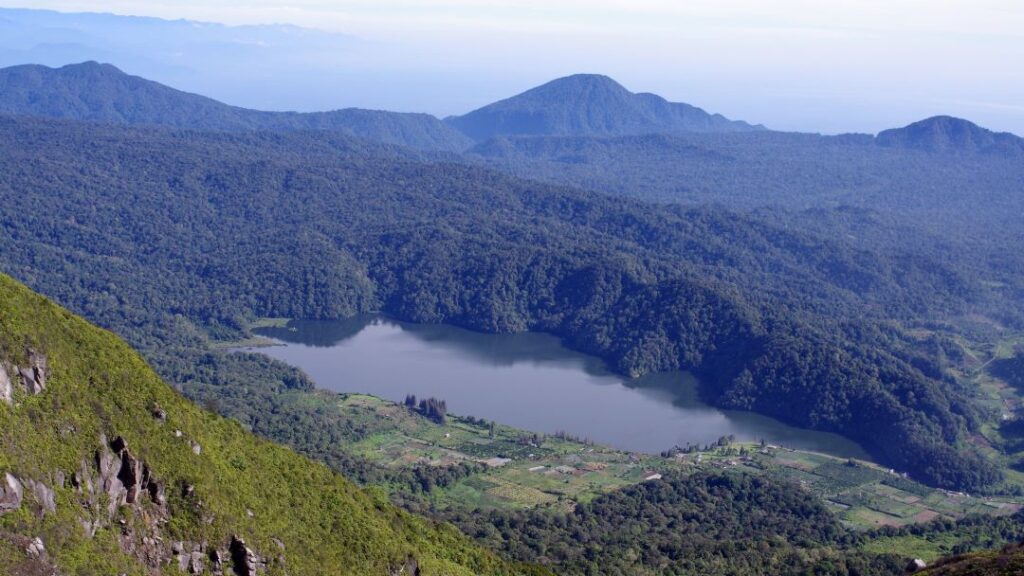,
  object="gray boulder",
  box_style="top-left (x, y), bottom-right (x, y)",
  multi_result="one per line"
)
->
top-left (0, 472), bottom-right (23, 514)
top-left (27, 479), bottom-right (56, 515)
